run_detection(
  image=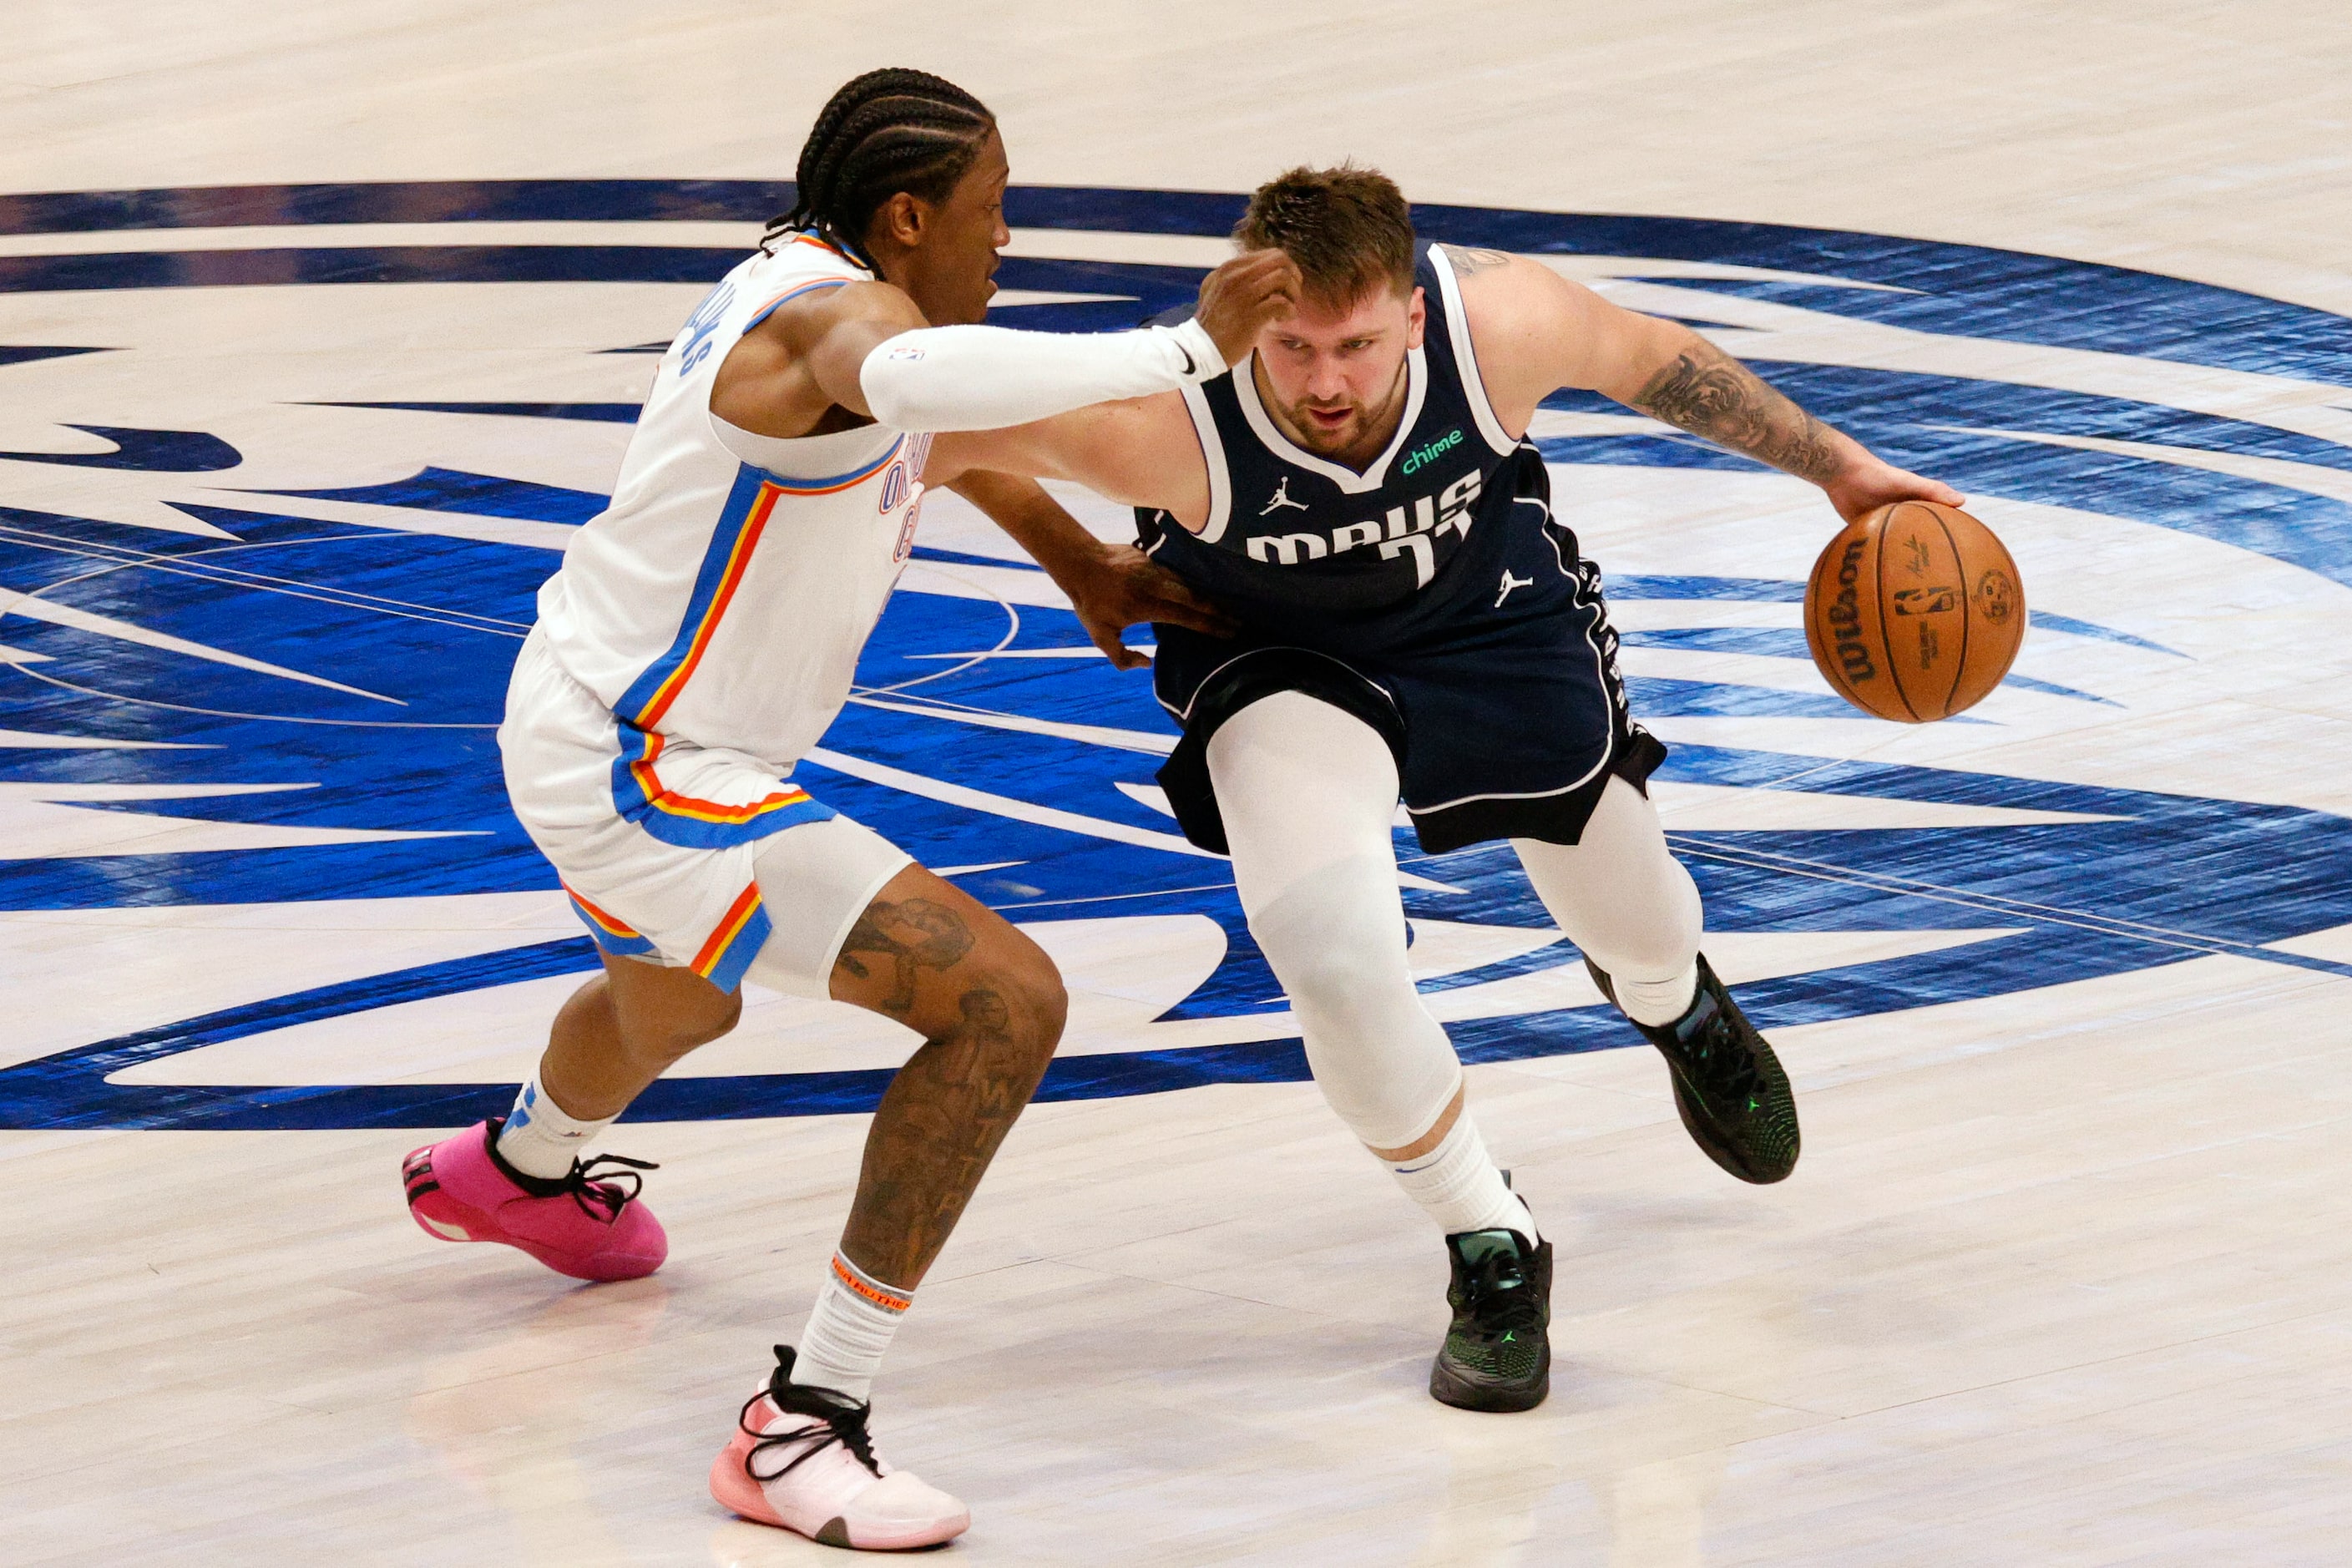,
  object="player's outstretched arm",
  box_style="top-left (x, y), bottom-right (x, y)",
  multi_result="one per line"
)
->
top-left (1449, 246), bottom-right (1960, 523)
top-left (1616, 332), bottom-right (1961, 522)
top-left (857, 250), bottom-right (1302, 432)
top-left (711, 280), bottom-right (932, 438)
top-left (946, 470), bottom-right (1236, 669)
top-left (713, 250), bottom-right (1290, 437)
